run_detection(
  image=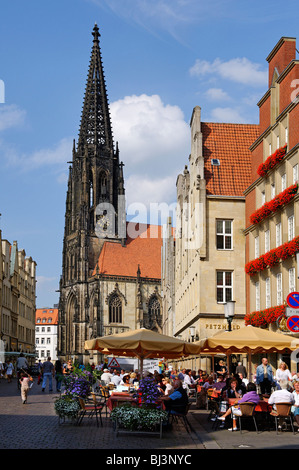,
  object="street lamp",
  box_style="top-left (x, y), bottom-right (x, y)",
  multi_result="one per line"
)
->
top-left (189, 326), bottom-right (196, 342)
top-left (224, 301), bottom-right (236, 332)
